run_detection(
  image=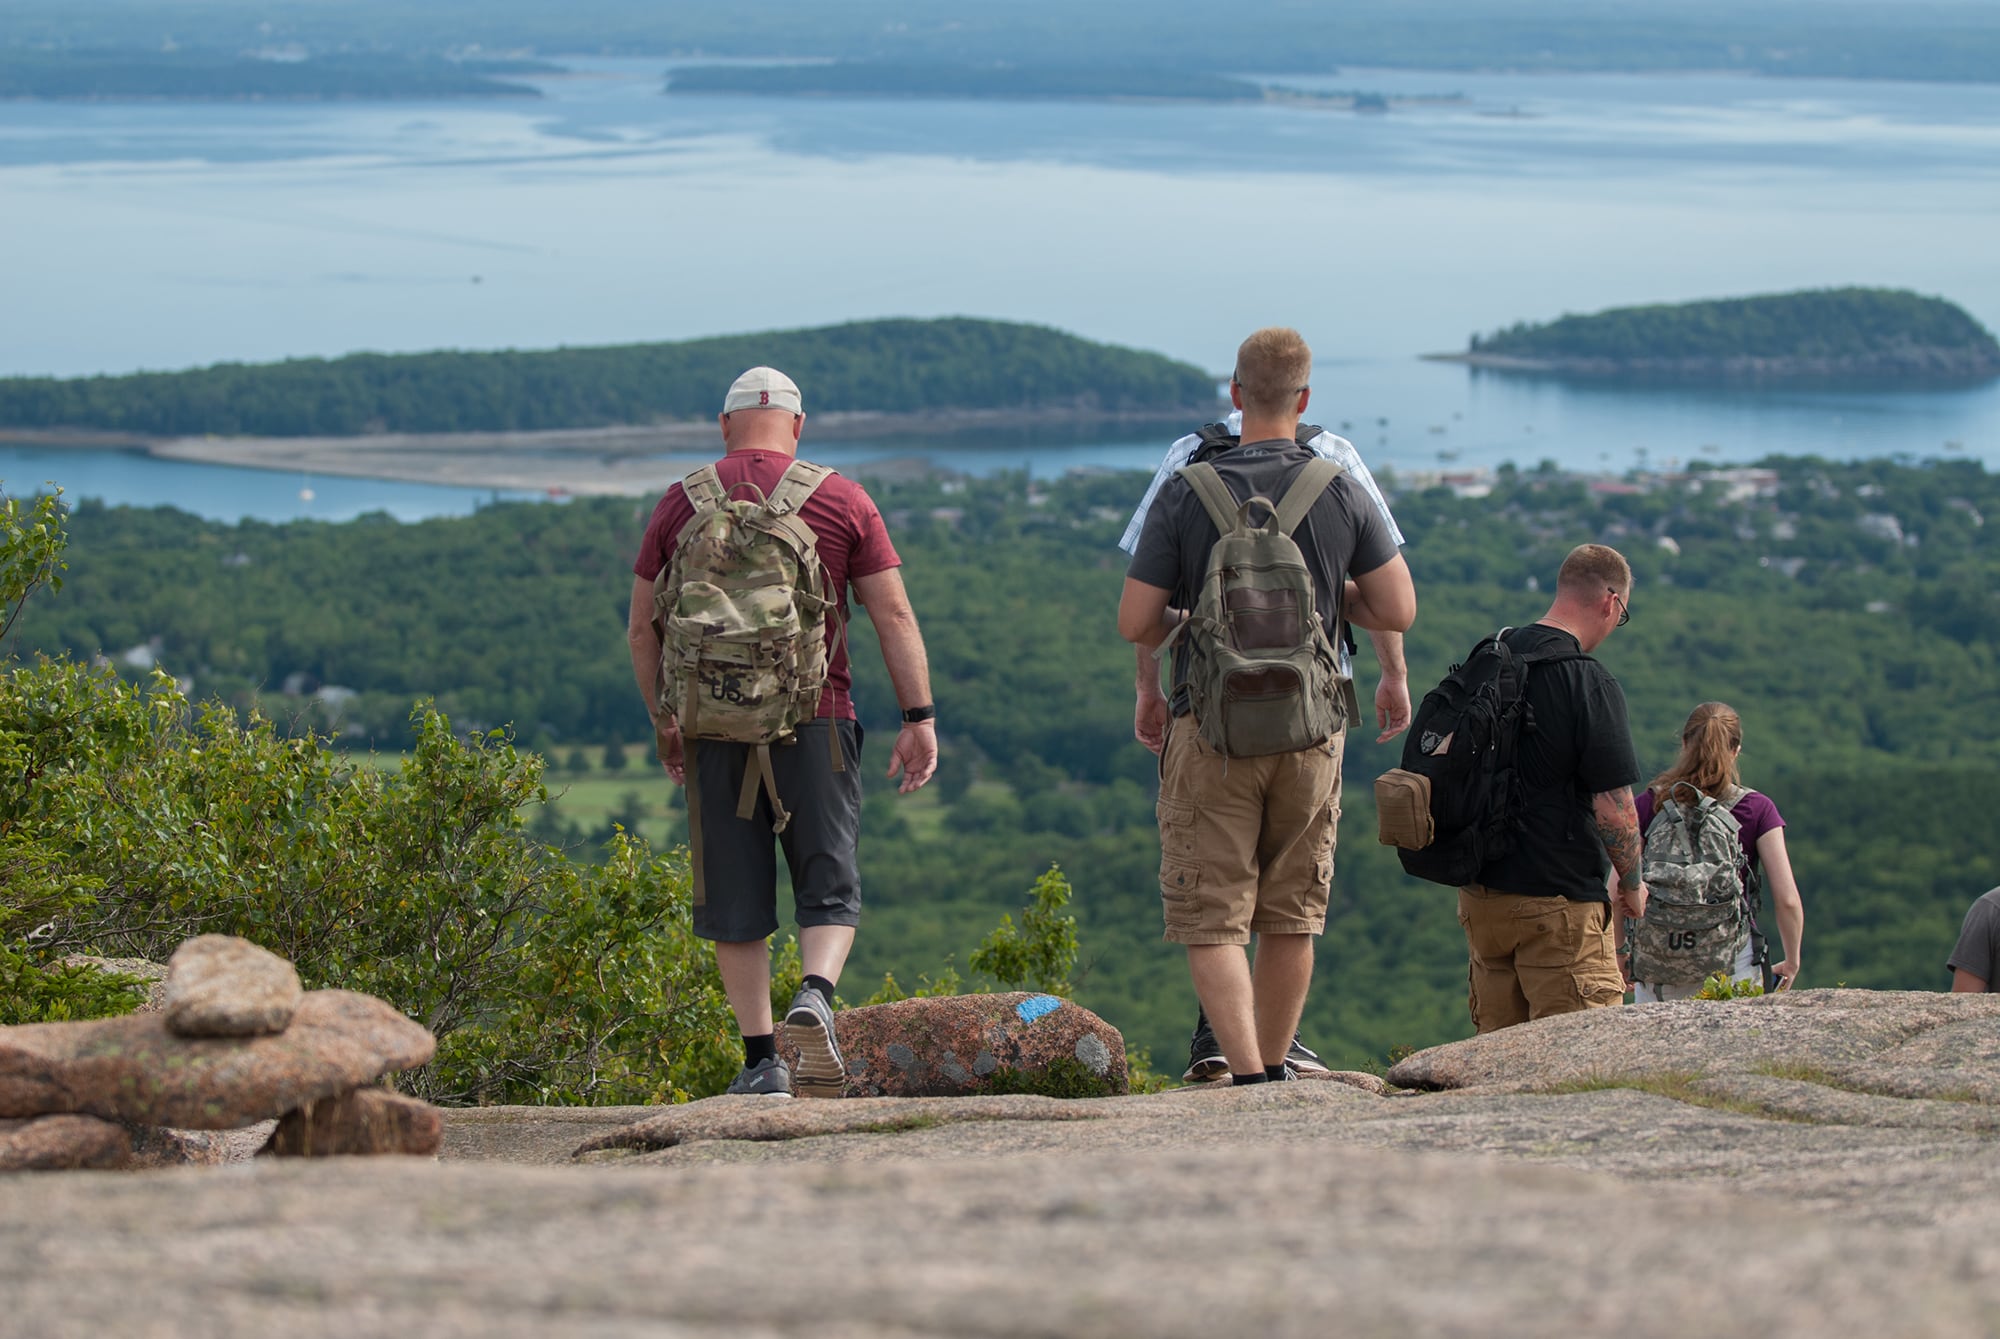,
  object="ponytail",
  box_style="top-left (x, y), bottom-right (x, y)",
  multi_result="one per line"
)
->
top-left (1647, 701), bottom-right (1743, 803)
